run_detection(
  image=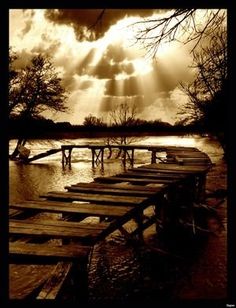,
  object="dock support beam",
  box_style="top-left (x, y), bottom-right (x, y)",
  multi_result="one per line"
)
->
top-left (122, 148), bottom-right (135, 169)
top-left (151, 150), bottom-right (157, 164)
top-left (62, 147), bottom-right (72, 169)
top-left (91, 147), bottom-right (105, 168)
